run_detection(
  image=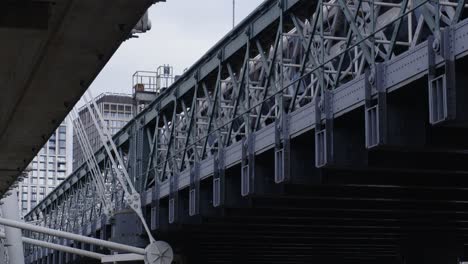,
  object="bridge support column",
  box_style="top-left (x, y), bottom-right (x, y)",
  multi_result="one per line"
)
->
top-left (189, 163), bottom-right (200, 217)
top-left (241, 134), bottom-right (259, 196)
top-left (213, 148), bottom-right (225, 208)
top-left (1, 191), bottom-right (25, 264)
top-left (365, 63), bottom-right (387, 149)
top-left (315, 89), bottom-right (334, 168)
top-left (168, 174), bottom-right (180, 225)
top-left (111, 209), bottom-right (148, 248)
top-left (274, 110), bottom-right (289, 184)
top-left (427, 29), bottom-right (456, 125)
